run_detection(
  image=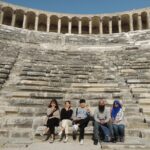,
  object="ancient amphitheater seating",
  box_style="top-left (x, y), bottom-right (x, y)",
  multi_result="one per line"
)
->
top-left (0, 25), bottom-right (150, 149)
